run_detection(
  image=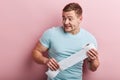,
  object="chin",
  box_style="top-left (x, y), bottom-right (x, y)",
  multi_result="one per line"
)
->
top-left (64, 29), bottom-right (72, 33)
top-left (63, 26), bottom-right (72, 32)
